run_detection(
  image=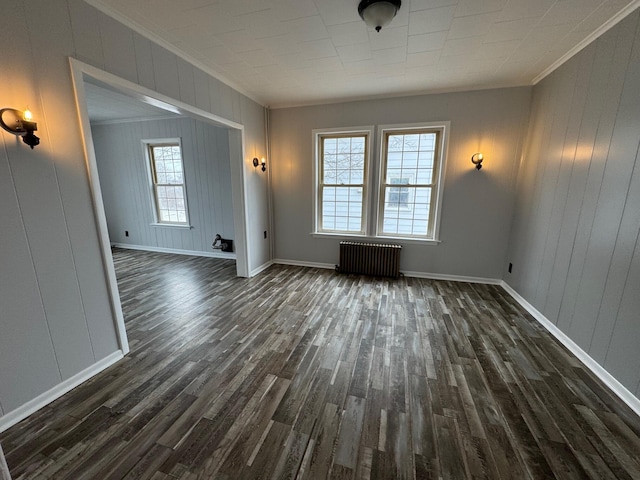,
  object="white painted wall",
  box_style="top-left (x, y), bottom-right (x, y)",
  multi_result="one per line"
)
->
top-left (92, 117), bottom-right (235, 254)
top-left (506, 11), bottom-right (640, 396)
top-left (0, 0), bottom-right (267, 429)
top-left (269, 88), bottom-right (531, 279)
